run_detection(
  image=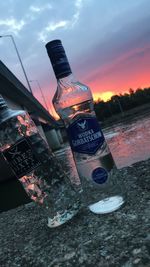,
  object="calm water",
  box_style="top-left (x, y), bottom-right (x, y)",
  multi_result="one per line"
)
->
top-left (55, 114), bottom-right (150, 180)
